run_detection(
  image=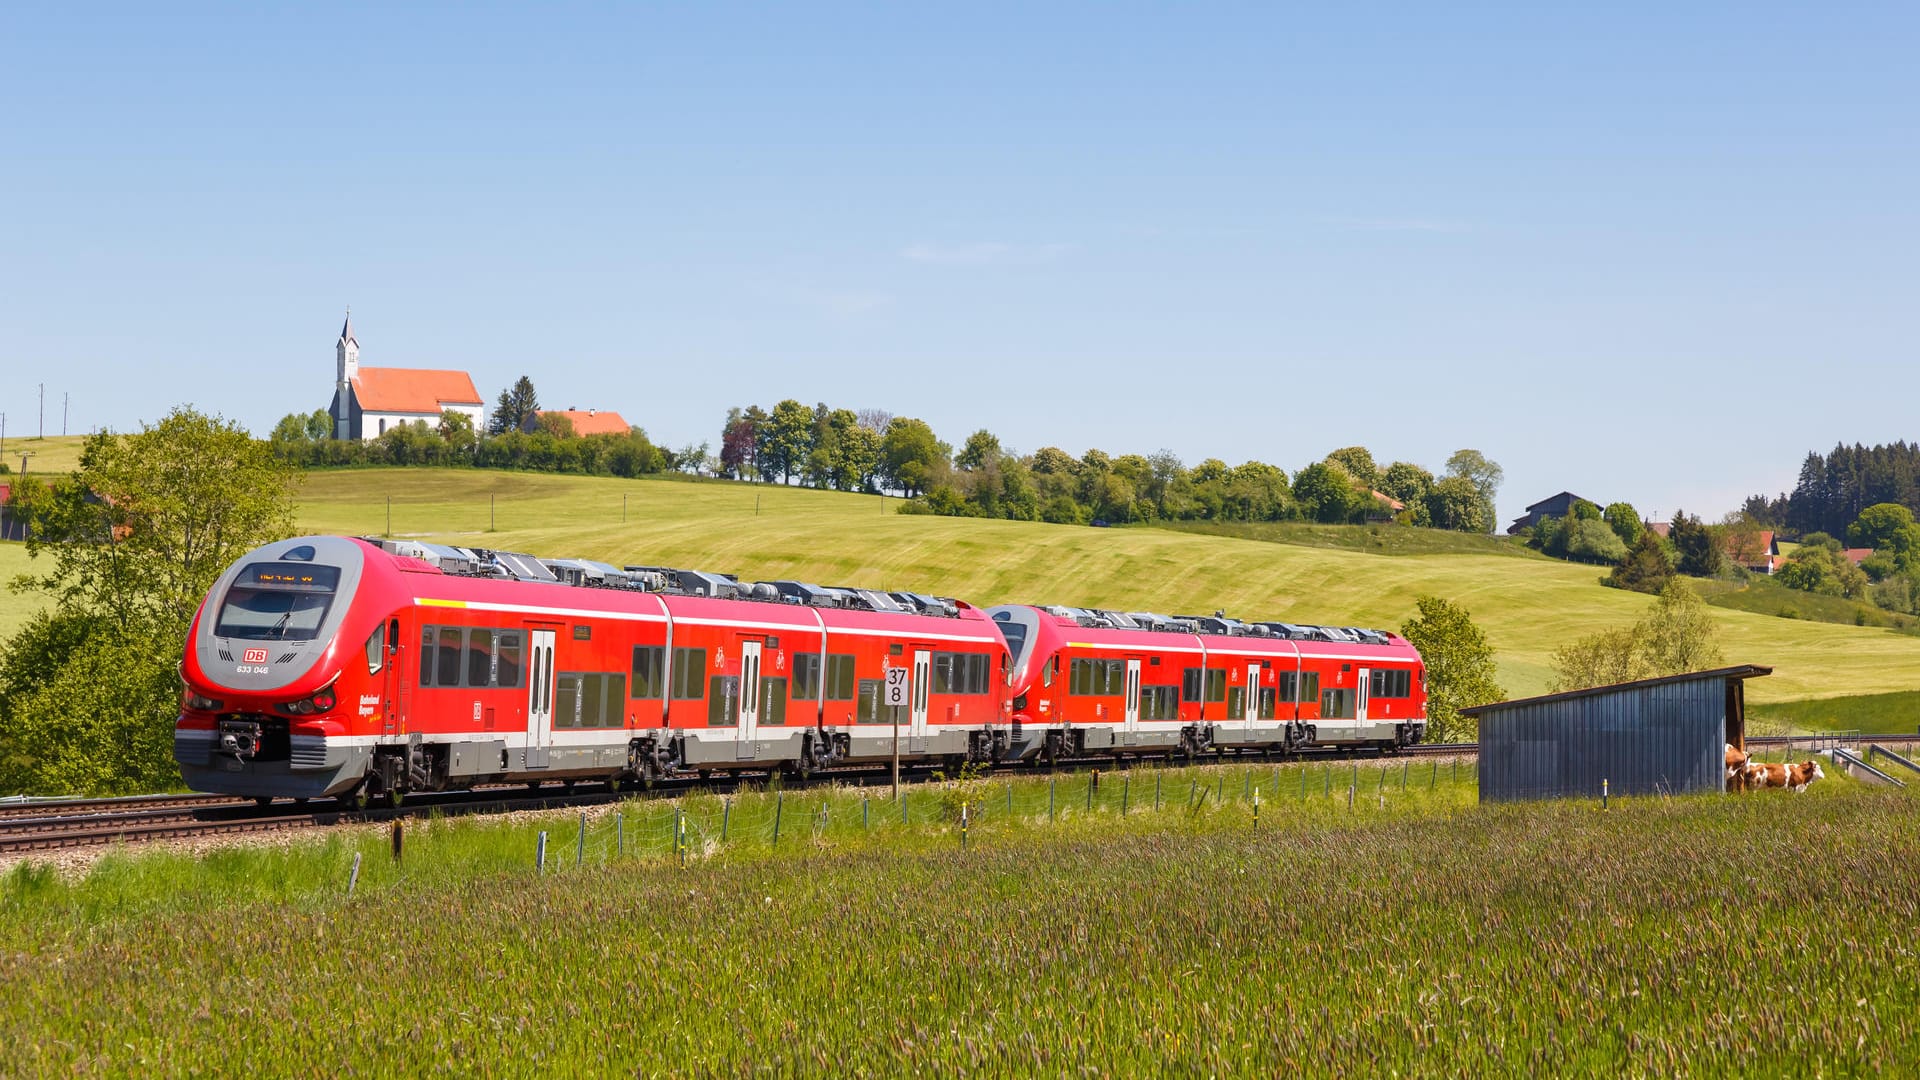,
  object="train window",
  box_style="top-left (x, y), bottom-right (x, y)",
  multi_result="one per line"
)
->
top-left (826, 655), bottom-right (857, 701)
top-left (366, 628), bottom-right (384, 675)
top-left (1298, 671), bottom-right (1320, 703)
top-left (435, 628), bottom-right (464, 688)
top-left (761, 678), bottom-right (788, 725)
top-left (419, 627), bottom-right (437, 686)
top-left (1322, 687), bottom-right (1356, 719)
top-left (932, 653), bottom-right (955, 694)
top-left (671, 649), bottom-right (707, 700)
top-left (1043, 656), bottom-right (1054, 688)
top-left (631, 646), bottom-right (667, 699)
top-left (1226, 686), bottom-right (1245, 718)
top-left (1369, 669), bottom-right (1411, 698)
top-left (1181, 667), bottom-right (1200, 703)
top-left (467, 629), bottom-right (495, 687)
top-left (707, 676), bottom-right (739, 726)
top-left (496, 632), bottom-right (523, 688)
top-left (792, 654), bottom-right (821, 700)
top-left (1277, 672), bottom-right (1297, 702)
top-left (1070, 658), bottom-right (1125, 696)
top-left (555, 674), bottom-right (582, 729)
top-left (580, 672), bottom-right (604, 728)
top-left (1141, 685), bottom-right (1179, 721)
top-left (1205, 669), bottom-right (1226, 703)
top-left (1258, 687), bottom-right (1277, 720)
top-left (855, 678), bottom-right (884, 723)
